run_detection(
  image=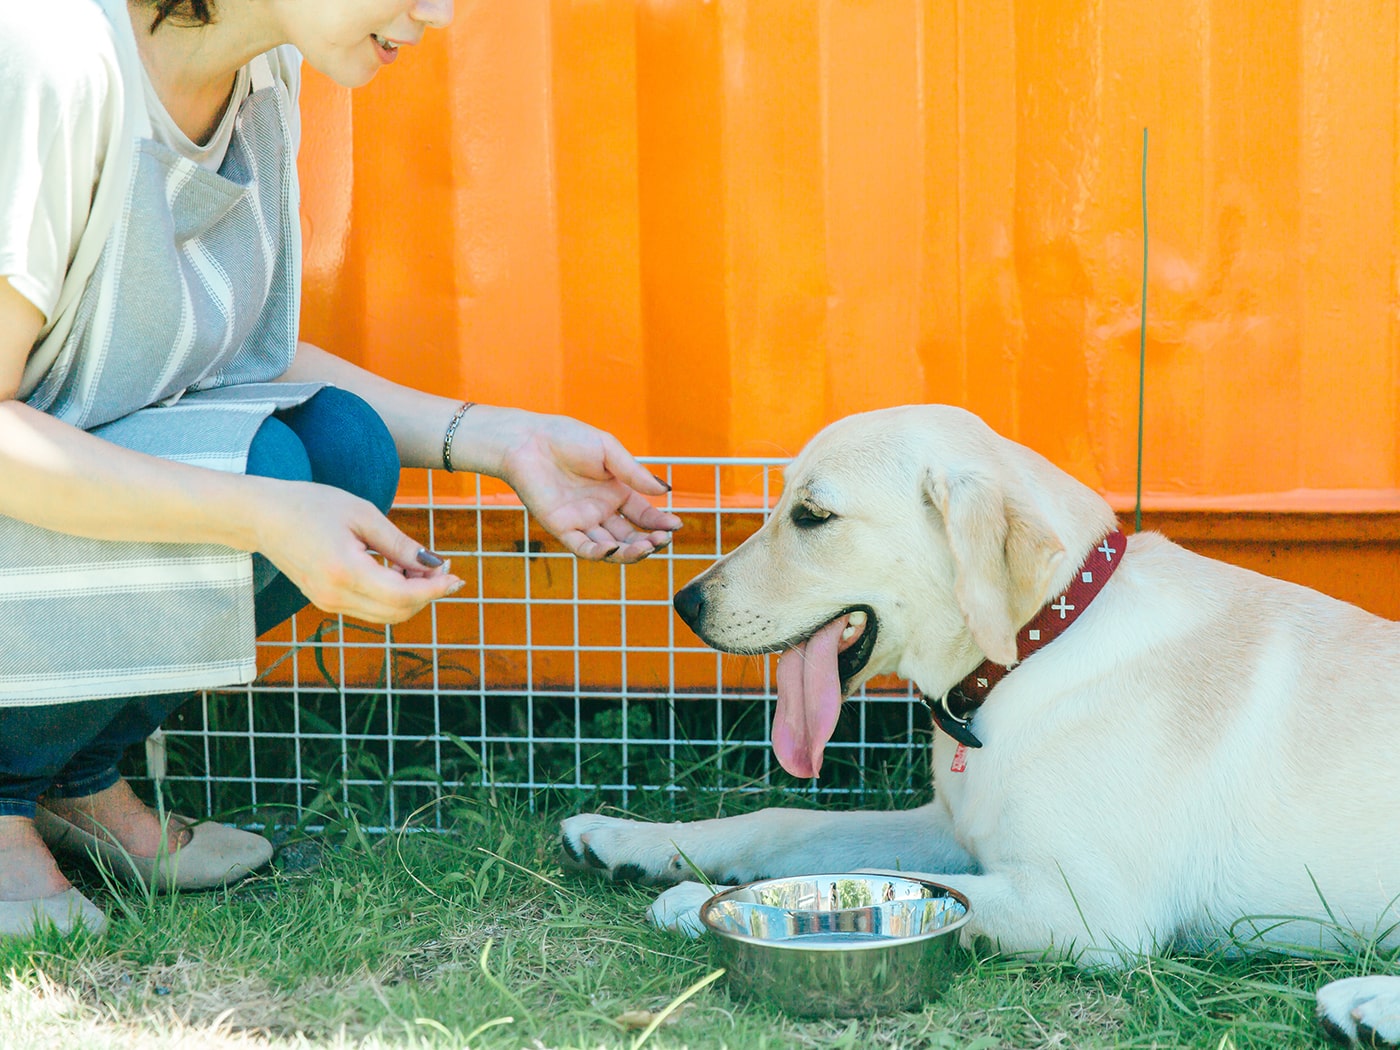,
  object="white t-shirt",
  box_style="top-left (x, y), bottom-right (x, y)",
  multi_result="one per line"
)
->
top-left (0, 0), bottom-right (301, 329)
top-left (142, 63), bottom-right (252, 174)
